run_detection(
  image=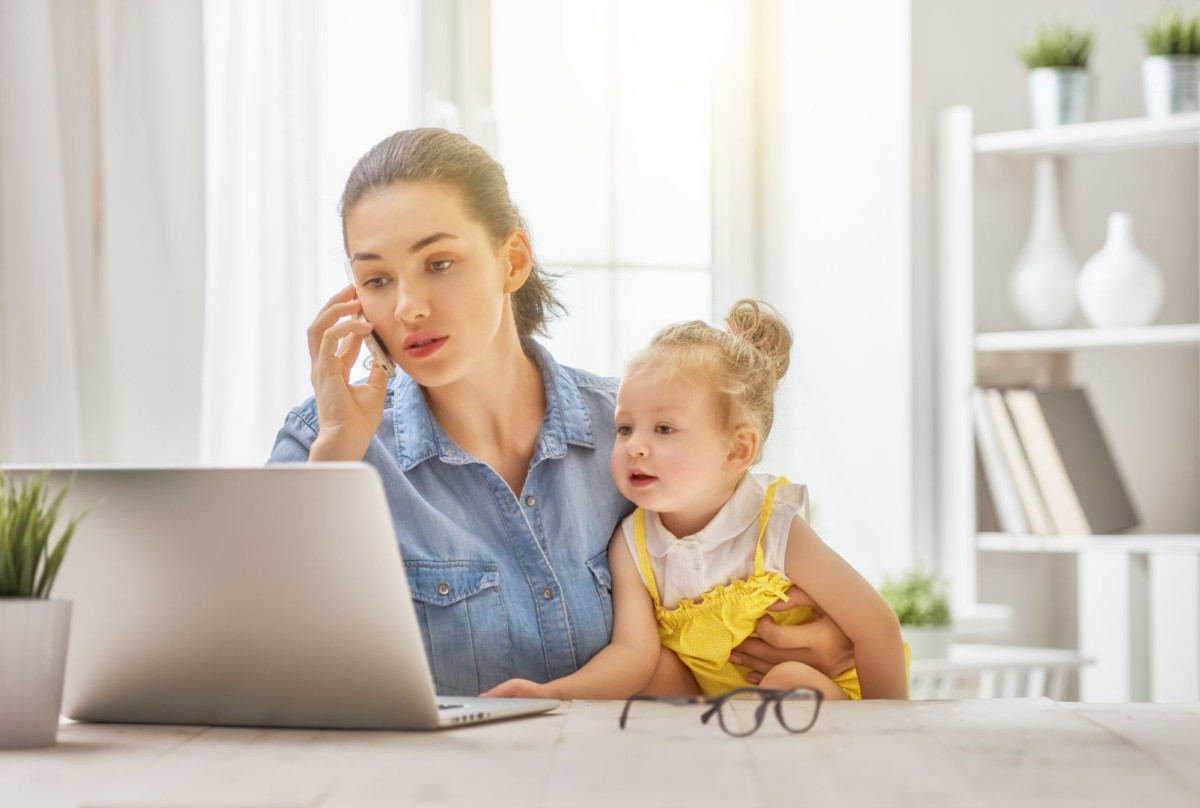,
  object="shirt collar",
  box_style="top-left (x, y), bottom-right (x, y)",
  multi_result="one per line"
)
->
top-left (647, 472), bottom-right (765, 558)
top-left (390, 339), bottom-right (596, 472)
